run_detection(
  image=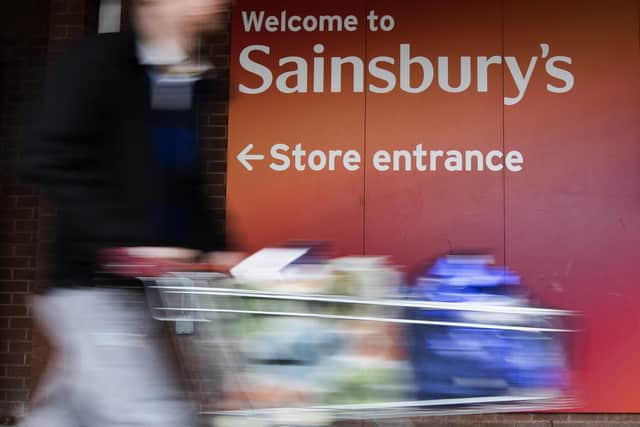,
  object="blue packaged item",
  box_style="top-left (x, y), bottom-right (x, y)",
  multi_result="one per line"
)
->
top-left (406, 254), bottom-right (568, 400)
